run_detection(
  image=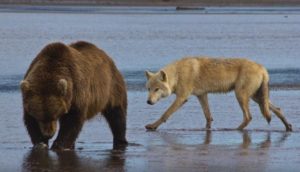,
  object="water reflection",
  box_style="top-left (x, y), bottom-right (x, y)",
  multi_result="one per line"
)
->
top-left (21, 131), bottom-right (291, 171)
top-left (22, 148), bottom-right (125, 172)
top-left (22, 149), bottom-right (55, 171)
top-left (239, 131), bottom-right (291, 149)
top-left (158, 130), bottom-right (290, 150)
top-left (203, 130), bottom-right (212, 145)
